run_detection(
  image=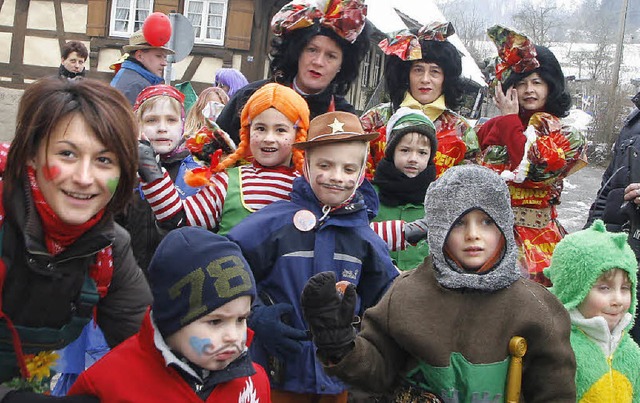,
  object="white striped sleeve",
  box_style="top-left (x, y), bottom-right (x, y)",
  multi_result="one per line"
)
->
top-left (182, 172), bottom-right (229, 229)
top-left (140, 172), bottom-right (182, 221)
top-left (370, 220), bottom-right (407, 251)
